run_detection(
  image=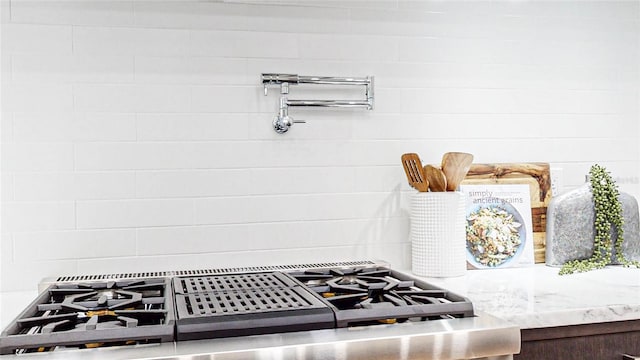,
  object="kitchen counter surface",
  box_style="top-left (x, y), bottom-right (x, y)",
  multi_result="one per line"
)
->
top-left (413, 263), bottom-right (640, 330)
